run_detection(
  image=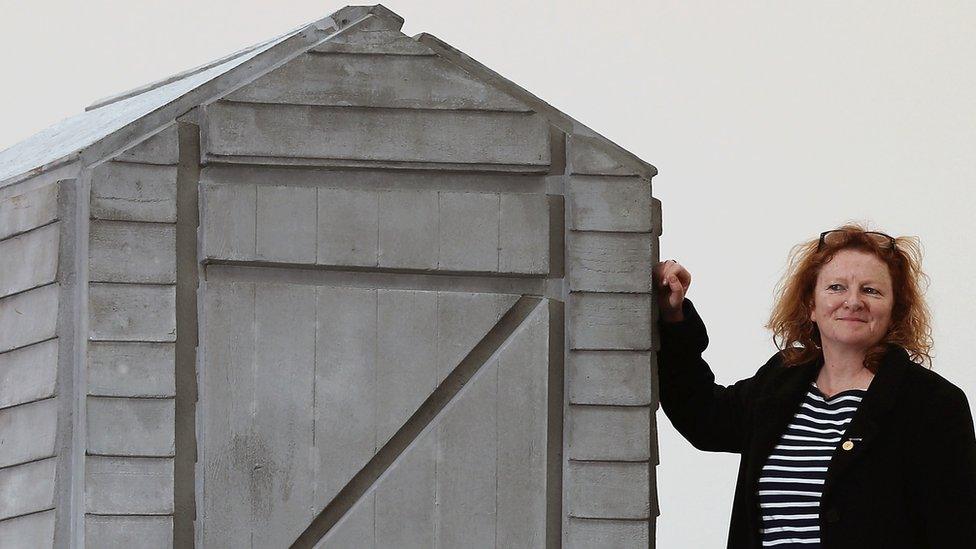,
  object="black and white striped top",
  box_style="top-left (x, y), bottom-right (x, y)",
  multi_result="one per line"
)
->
top-left (757, 382), bottom-right (867, 547)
